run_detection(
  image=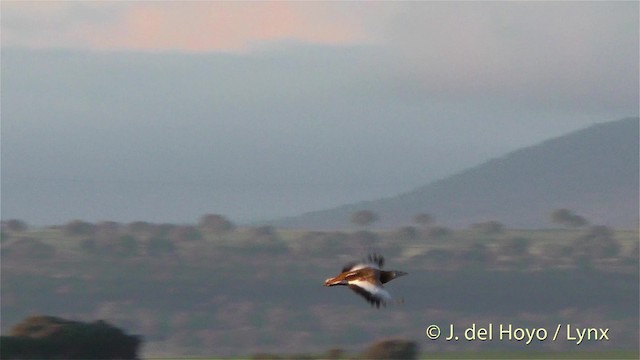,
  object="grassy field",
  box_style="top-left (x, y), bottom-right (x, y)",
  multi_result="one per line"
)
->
top-left (2, 221), bottom-right (638, 358)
